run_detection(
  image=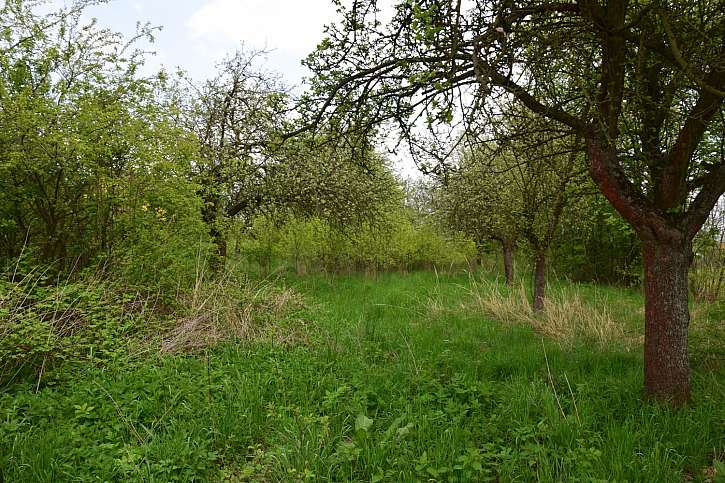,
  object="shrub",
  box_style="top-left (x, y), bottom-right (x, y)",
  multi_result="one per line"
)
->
top-left (0, 271), bottom-right (136, 387)
top-left (236, 212), bottom-right (476, 275)
top-left (108, 156), bottom-right (215, 295)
